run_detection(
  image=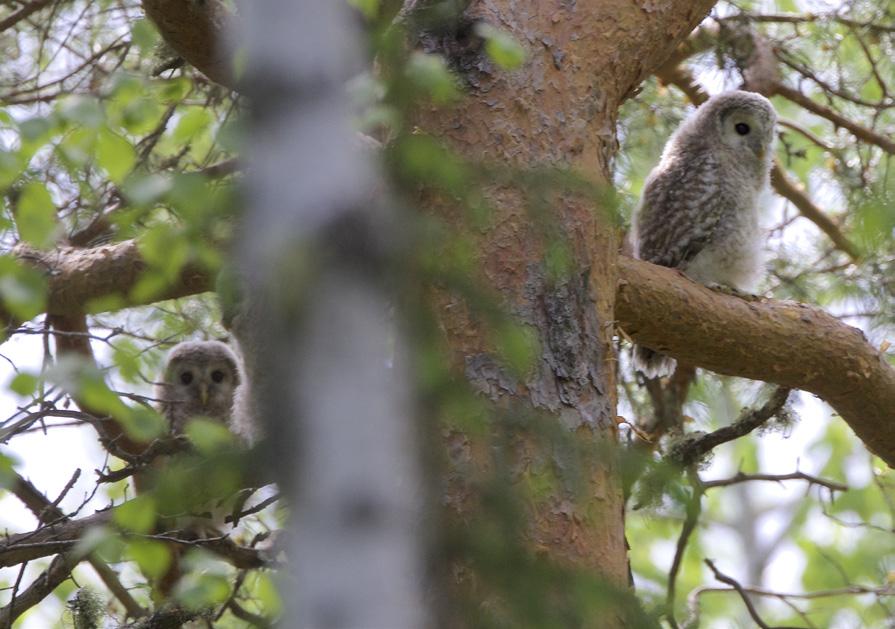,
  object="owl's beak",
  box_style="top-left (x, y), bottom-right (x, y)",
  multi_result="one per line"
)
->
top-left (200, 383), bottom-right (209, 407)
